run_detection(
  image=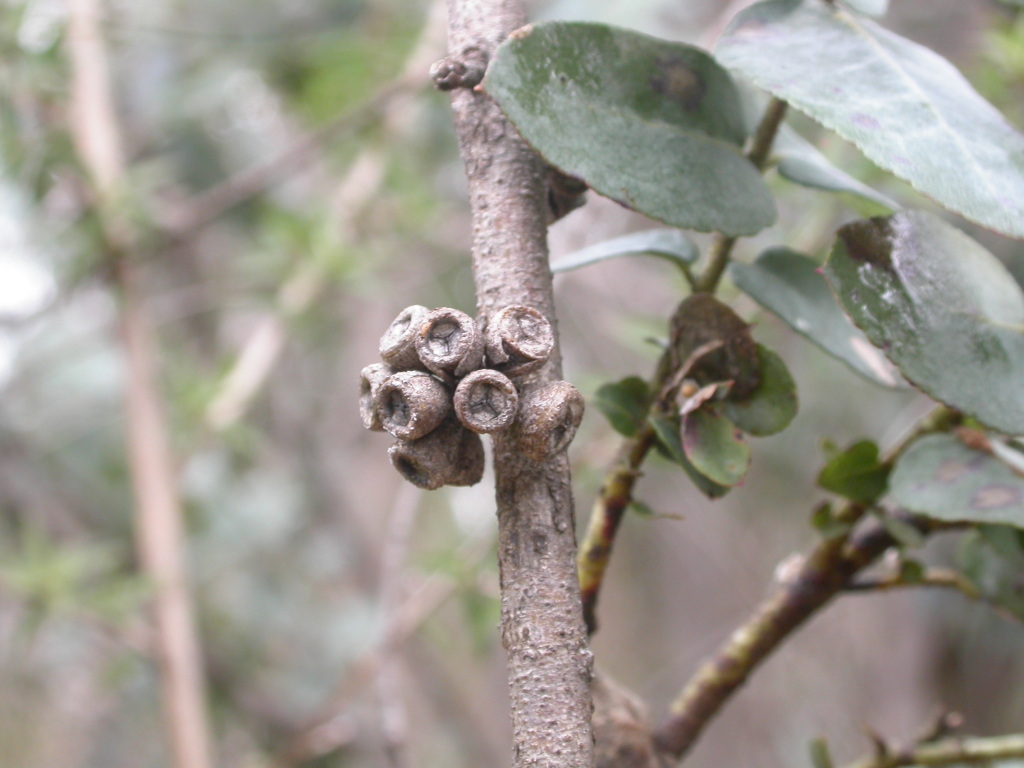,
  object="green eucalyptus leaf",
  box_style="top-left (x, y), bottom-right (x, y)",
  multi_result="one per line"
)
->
top-left (595, 377), bottom-right (652, 437)
top-left (649, 413), bottom-right (731, 498)
top-left (682, 407), bottom-right (751, 487)
top-left (826, 211), bottom-right (1024, 433)
top-left (817, 439), bottom-right (889, 503)
top-left (716, 0), bottom-right (1024, 240)
top-left (956, 528), bottom-right (1024, 621)
top-left (484, 21), bottom-right (776, 236)
top-left (552, 228), bottom-right (698, 274)
top-left (775, 147), bottom-right (898, 213)
top-left (889, 434), bottom-right (1024, 529)
top-left (721, 344), bottom-right (798, 436)
top-left (730, 248), bottom-right (903, 387)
